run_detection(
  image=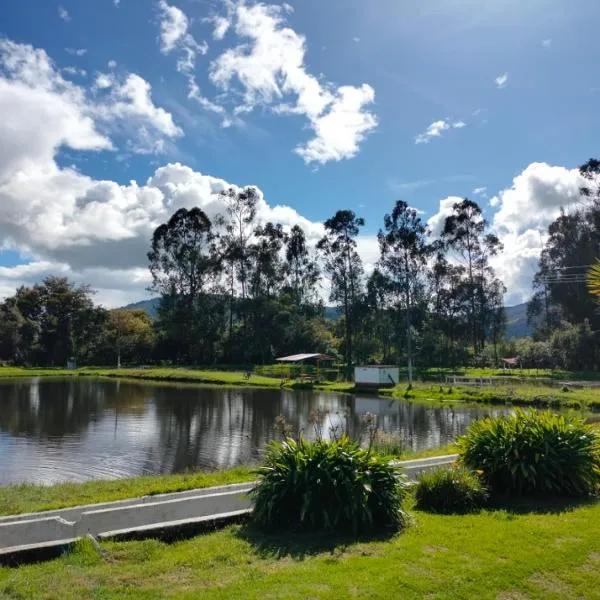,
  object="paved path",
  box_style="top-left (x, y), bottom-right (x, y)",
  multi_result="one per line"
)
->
top-left (0, 454), bottom-right (457, 559)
